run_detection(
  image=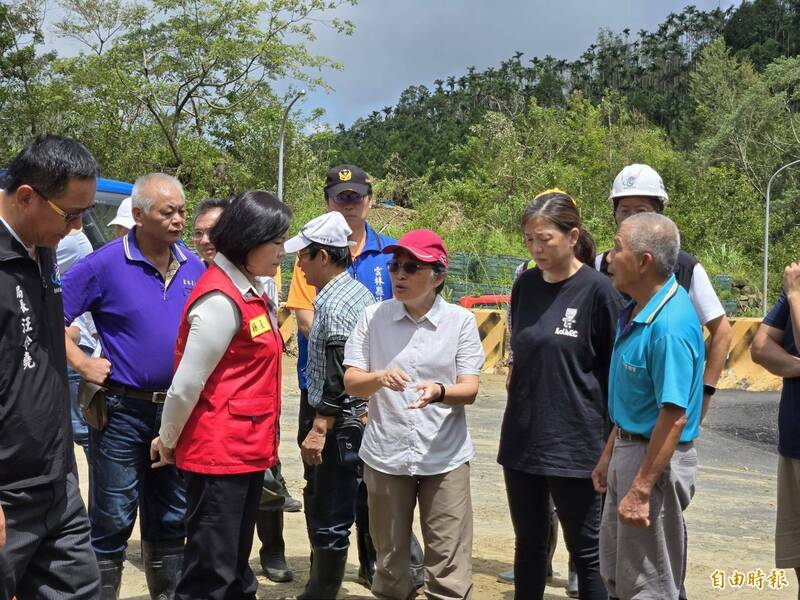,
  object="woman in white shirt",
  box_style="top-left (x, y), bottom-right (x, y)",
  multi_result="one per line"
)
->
top-left (344, 229), bottom-right (484, 600)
